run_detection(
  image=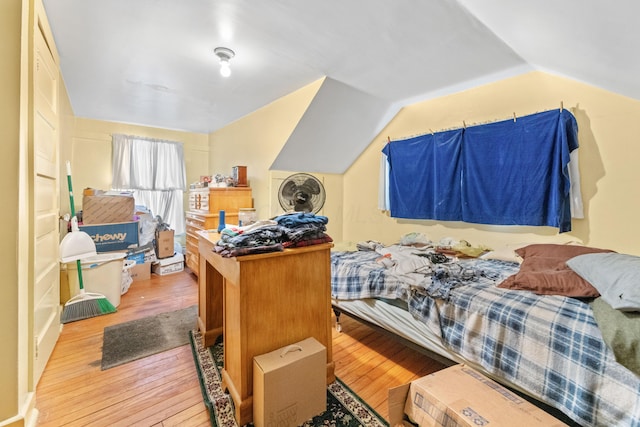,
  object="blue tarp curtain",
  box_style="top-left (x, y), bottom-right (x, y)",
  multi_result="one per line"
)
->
top-left (381, 109), bottom-right (579, 232)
